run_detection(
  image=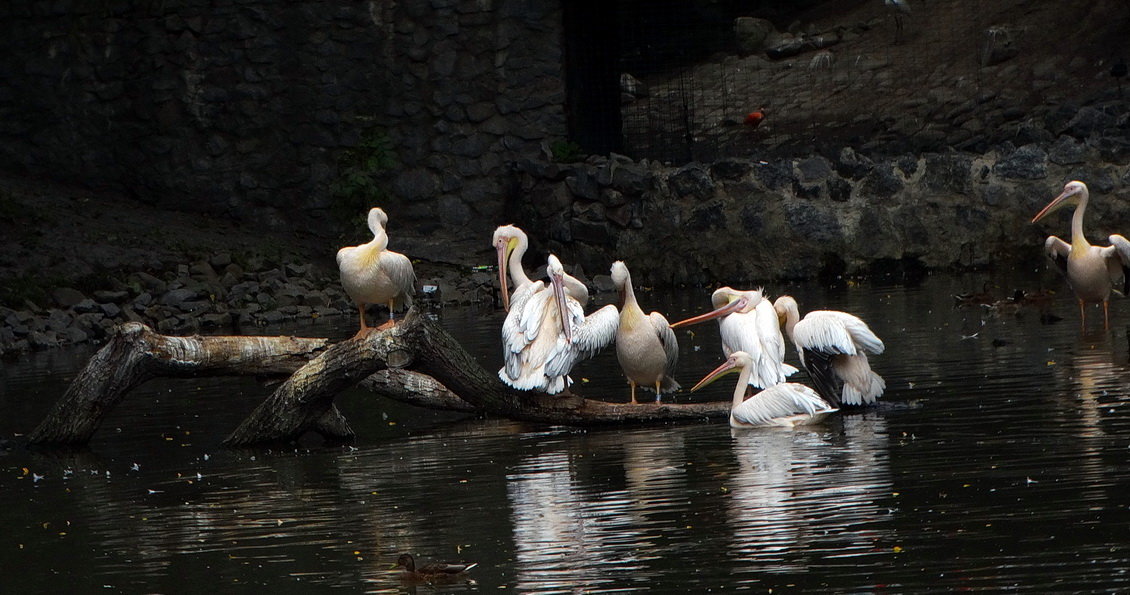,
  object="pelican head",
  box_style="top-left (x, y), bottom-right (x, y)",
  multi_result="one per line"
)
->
top-left (493, 225), bottom-right (528, 311)
top-left (772, 295), bottom-right (799, 329)
top-left (547, 254), bottom-right (573, 343)
top-left (610, 260), bottom-right (630, 304)
top-left (1032, 181), bottom-right (1088, 223)
top-left (691, 351), bottom-right (753, 392)
top-left (670, 287), bottom-right (762, 329)
top-left (367, 207), bottom-right (389, 234)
